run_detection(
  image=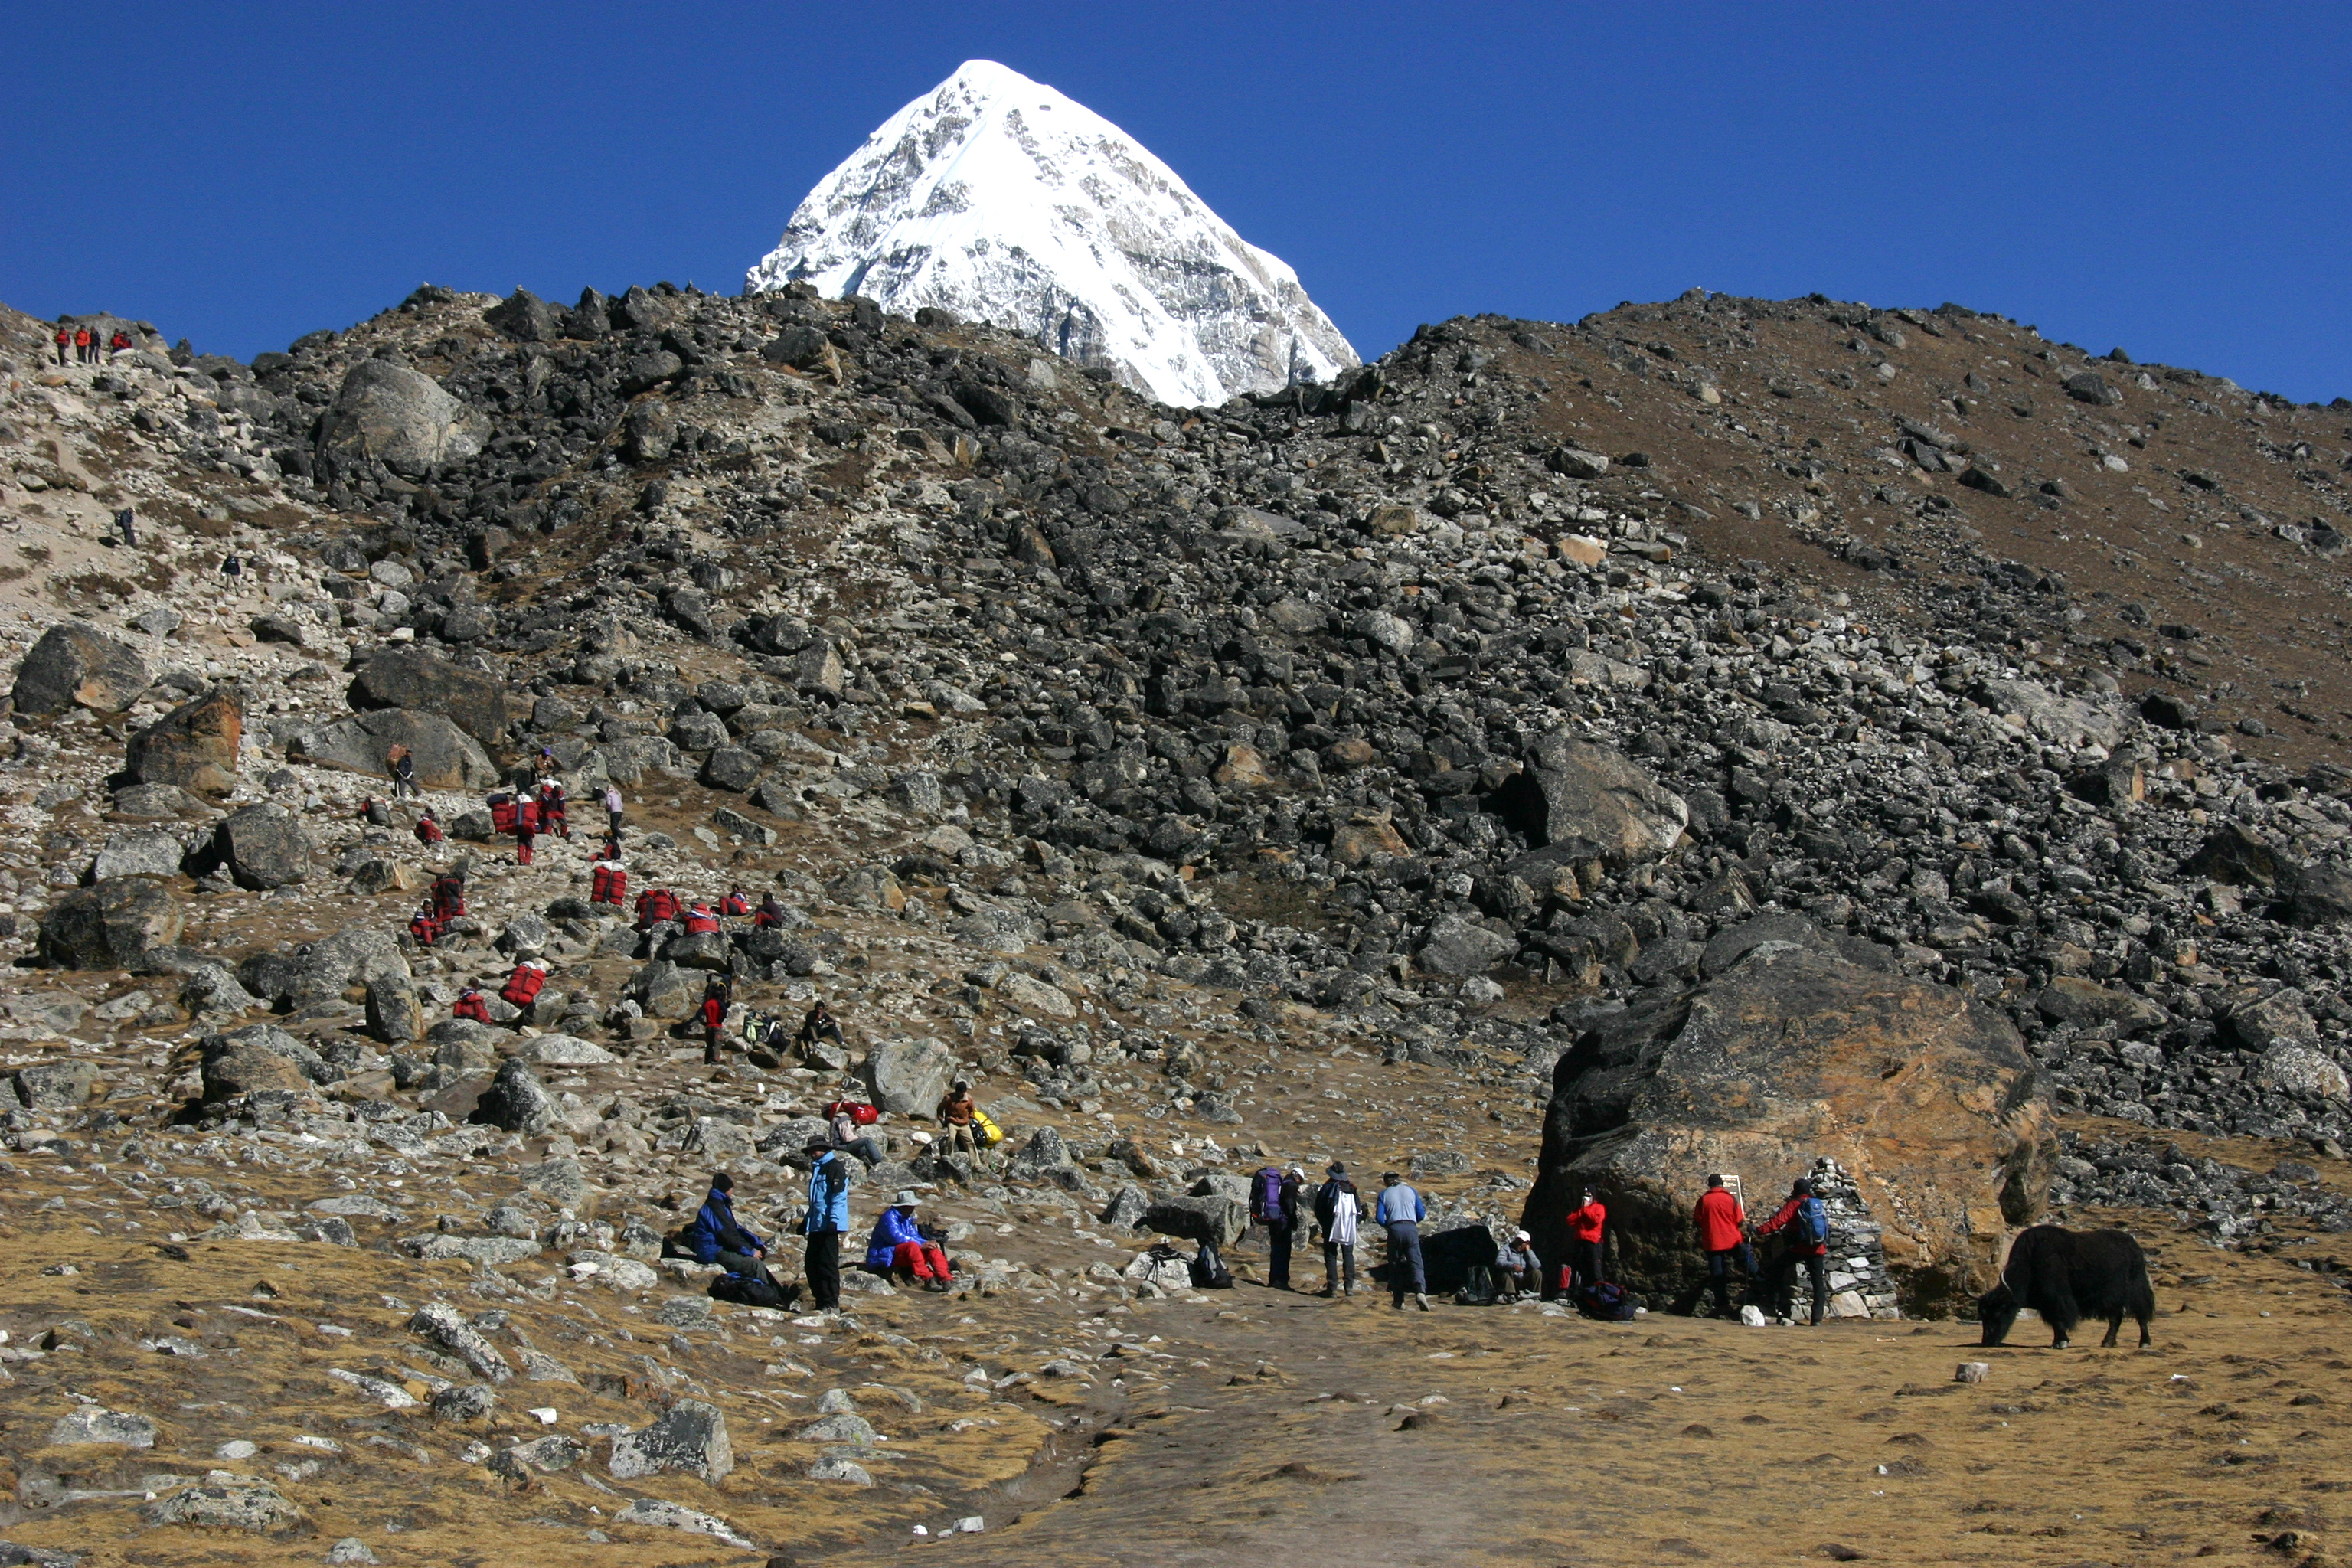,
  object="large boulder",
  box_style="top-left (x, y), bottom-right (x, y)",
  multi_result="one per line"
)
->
top-left (482, 288), bottom-right (561, 342)
top-left (124, 688), bottom-right (242, 794)
top-left (1142, 1194), bottom-right (1247, 1248)
top-left (91, 828), bottom-right (191, 881)
top-left (11, 621), bottom-right (149, 716)
top-left (1501, 735), bottom-right (1688, 866)
top-left (1525, 946), bottom-right (2053, 1309)
top-left (205, 804), bottom-right (312, 890)
top-left (1416, 914), bottom-right (1517, 978)
top-left (280, 925), bottom-right (409, 1008)
top-left (291, 708), bottom-right (498, 789)
top-left (476, 1059), bottom-right (556, 1135)
top-left (347, 648), bottom-right (511, 748)
top-left (40, 878), bottom-right (184, 968)
top-left (199, 1024), bottom-right (333, 1101)
top-left (315, 358), bottom-right (491, 476)
top-left (866, 1036), bottom-right (956, 1116)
